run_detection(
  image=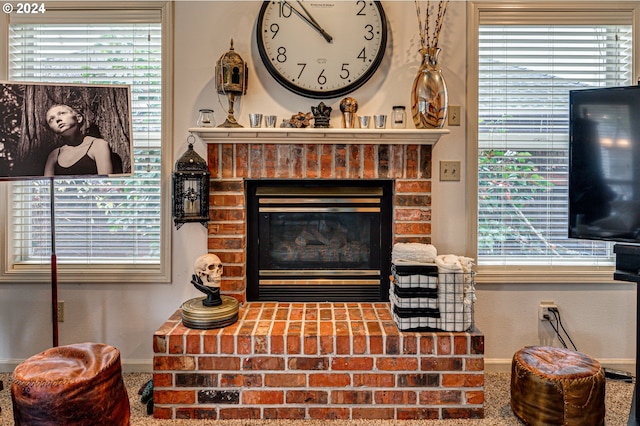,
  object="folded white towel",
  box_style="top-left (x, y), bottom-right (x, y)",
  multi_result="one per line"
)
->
top-left (434, 254), bottom-right (475, 271)
top-left (392, 243), bottom-right (437, 264)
